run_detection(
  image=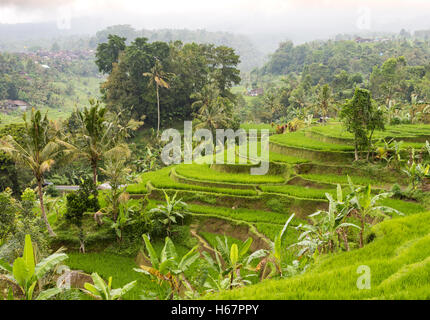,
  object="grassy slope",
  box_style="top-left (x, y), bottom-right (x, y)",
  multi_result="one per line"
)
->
top-left (81, 123), bottom-right (430, 300)
top-left (300, 173), bottom-right (393, 187)
top-left (66, 252), bottom-right (147, 300)
top-left (311, 124), bottom-right (430, 140)
top-left (175, 164), bottom-right (285, 184)
top-left (208, 211), bottom-right (430, 299)
top-left (127, 166), bottom-right (258, 196)
top-left (0, 76), bottom-right (101, 126)
top-left (270, 131), bottom-right (354, 151)
top-left (66, 239), bottom-right (201, 300)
